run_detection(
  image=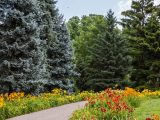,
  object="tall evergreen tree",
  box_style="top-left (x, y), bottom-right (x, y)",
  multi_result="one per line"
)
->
top-left (67, 15), bottom-right (107, 90)
top-left (67, 16), bottom-right (80, 41)
top-left (38, 0), bottom-right (75, 92)
top-left (85, 10), bottom-right (132, 91)
top-left (143, 12), bottom-right (160, 88)
top-left (121, 0), bottom-right (159, 87)
top-left (0, 0), bottom-right (45, 94)
top-left (0, 0), bottom-right (75, 94)
top-left (47, 19), bottom-right (76, 92)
